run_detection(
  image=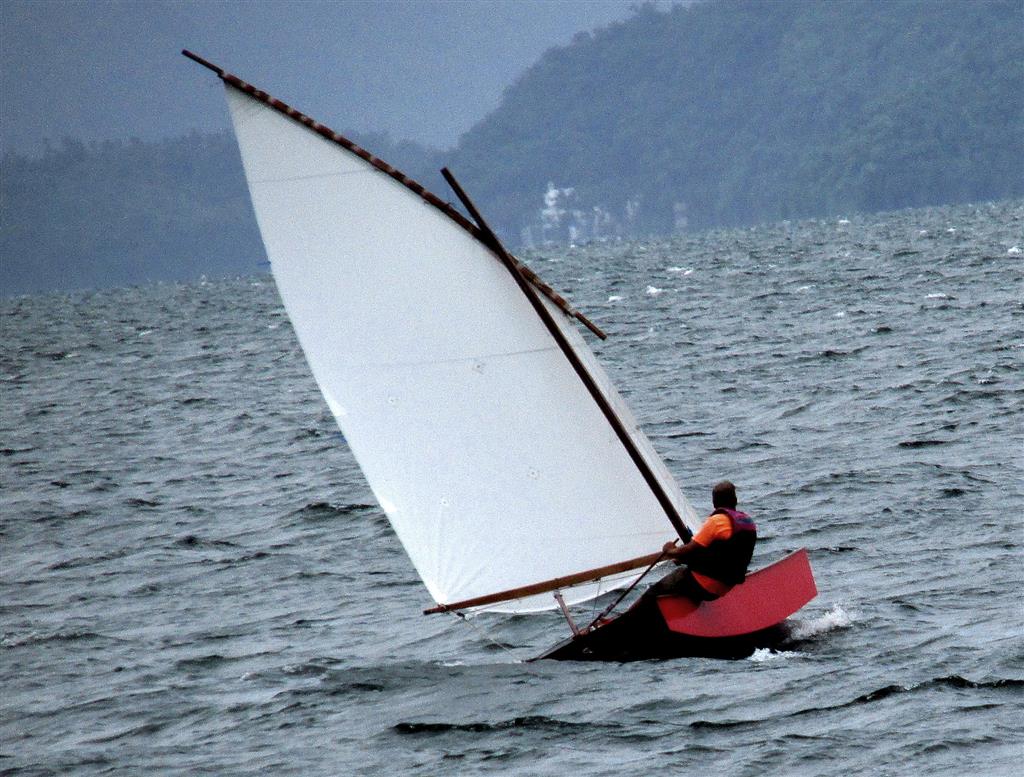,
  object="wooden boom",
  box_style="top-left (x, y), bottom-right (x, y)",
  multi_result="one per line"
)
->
top-left (424, 551), bottom-right (664, 613)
